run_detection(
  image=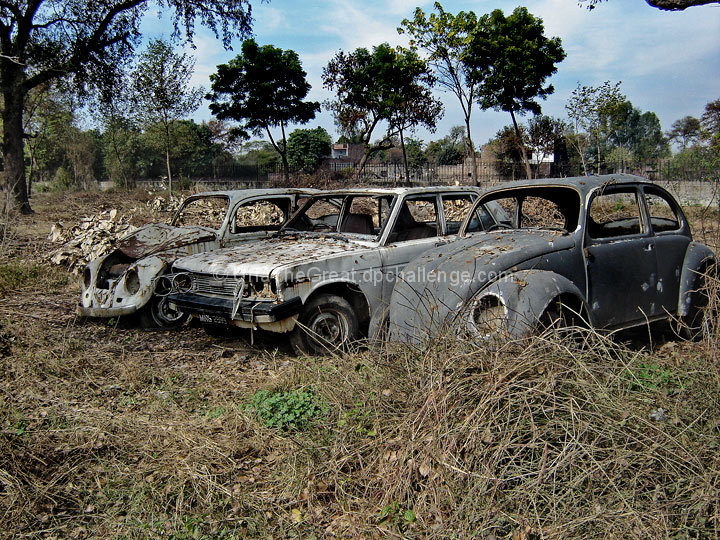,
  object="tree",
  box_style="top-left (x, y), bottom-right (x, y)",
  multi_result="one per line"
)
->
top-left (427, 126), bottom-right (466, 165)
top-left (491, 125), bottom-right (527, 180)
top-left (606, 101), bottom-right (669, 165)
top-left (566, 81), bottom-right (625, 175)
top-left (526, 115), bottom-right (567, 178)
top-left (0, 0), bottom-right (254, 214)
top-left (323, 43), bottom-right (441, 180)
top-left (579, 0), bottom-right (719, 11)
top-left (399, 3), bottom-right (481, 182)
top-left (466, 7), bottom-right (566, 180)
top-left (287, 127), bottom-right (332, 173)
top-left (667, 116), bottom-right (703, 150)
top-left (131, 39), bottom-right (202, 194)
top-left (385, 47), bottom-right (443, 184)
top-left (207, 39), bottom-right (320, 184)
